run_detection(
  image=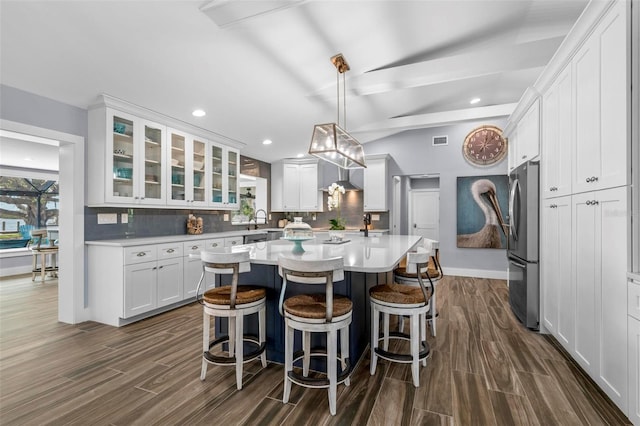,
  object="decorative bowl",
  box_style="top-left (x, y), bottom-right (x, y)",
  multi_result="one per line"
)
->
top-left (193, 160), bottom-right (204, 170)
